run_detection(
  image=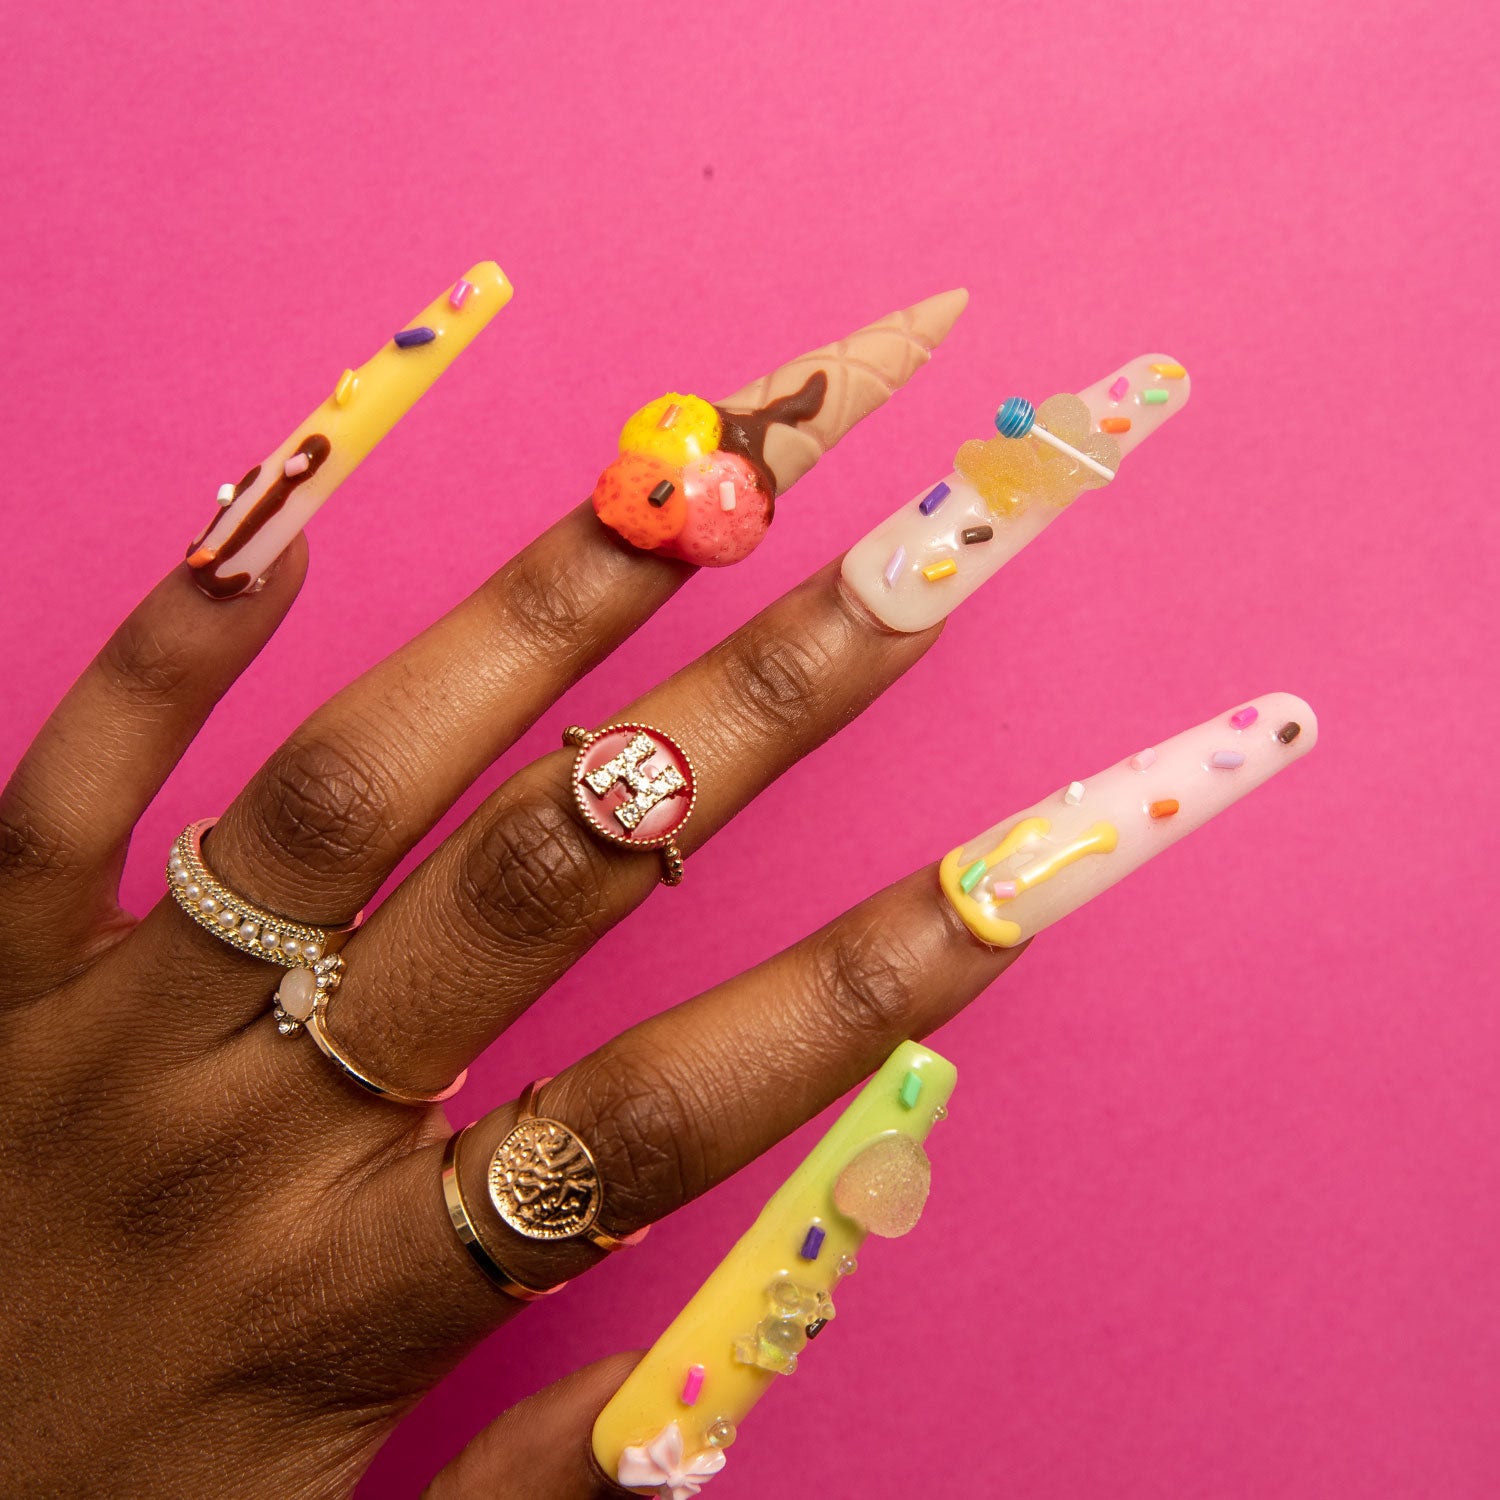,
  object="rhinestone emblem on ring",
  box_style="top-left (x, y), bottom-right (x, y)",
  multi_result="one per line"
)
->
top-left (166, 824), bottom-right (346, 1037)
